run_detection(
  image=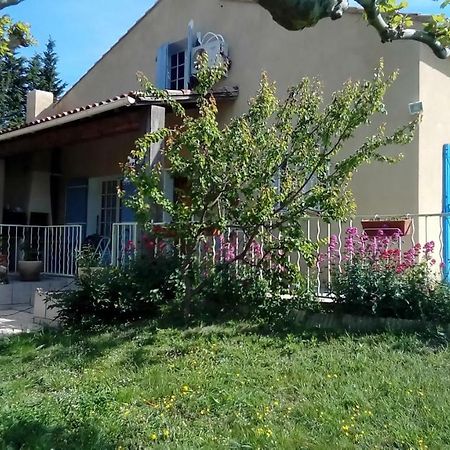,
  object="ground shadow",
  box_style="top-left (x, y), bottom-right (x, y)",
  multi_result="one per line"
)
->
top-left (1, 419), bottom-right (116, 450)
